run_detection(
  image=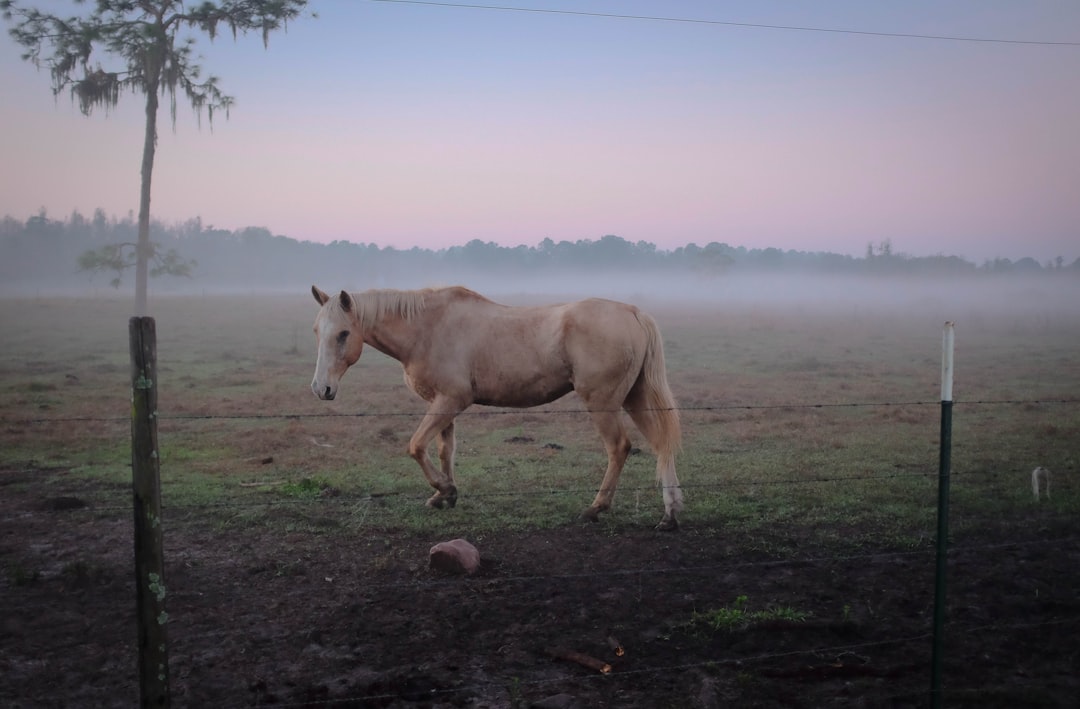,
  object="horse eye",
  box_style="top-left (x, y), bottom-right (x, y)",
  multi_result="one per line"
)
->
top-left (337, 330), bottom-right (349, 344)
